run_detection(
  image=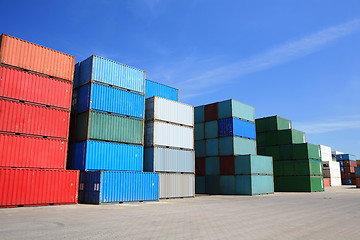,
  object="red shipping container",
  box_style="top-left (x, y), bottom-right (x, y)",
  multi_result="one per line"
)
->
top-left (0, 133), bottom-right (67, 169)
top-left (0, 66), bottom-right (72, 109)
top-left (196, 158), bottom-right (206, 176)
top-left (341, 172), bottom-right (351, 179)
top-left (342, 167), bottom-right (355, 173)
top-left (356, 178), bottom-right (360, 188)
top-left (323, 178), bottom-right (330, 187)
top-left (0, 99), bottom-right (70, 139)
top-left (0, 168), bottom-right (79, 207)
top-left (204, 103), bottom-right (218, 121)
top-left (350, 161), bottom-right (357, 167)
top-left (0, 34), bottom-right (75, 81)
top-left (220, 156), bottom-right (235, 175)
